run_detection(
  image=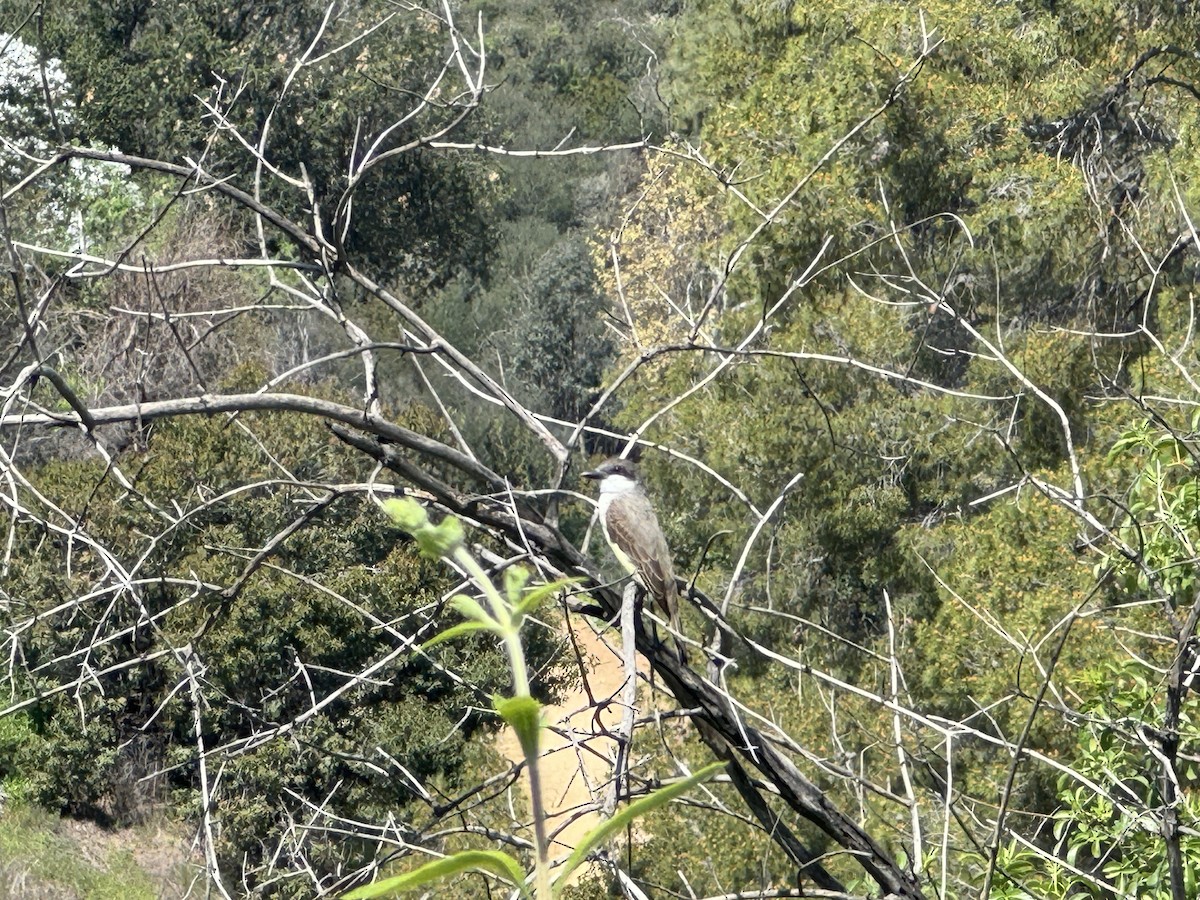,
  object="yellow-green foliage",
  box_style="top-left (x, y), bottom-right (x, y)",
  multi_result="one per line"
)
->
top-left (592, 153), bottom-right (728, 361)
top-left (590, 0), bottom-right (1200, 890)
top-left (659, 0), bottom-right (1196, 326)
top-left (906, 483), bottom-right (1103, 750)
top-left (629, 783), bottom-right (798, 895)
